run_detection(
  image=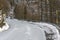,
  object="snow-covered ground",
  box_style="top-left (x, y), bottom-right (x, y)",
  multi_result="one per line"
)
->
top-left (29, 22), bottom-right (60, 40)
top-left (0, 18), bottom-right (46, 40)
top-left (0, 18), bottom-right (60, 40)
